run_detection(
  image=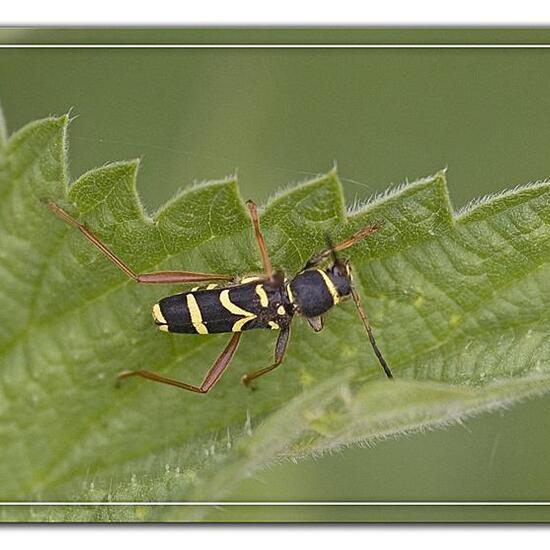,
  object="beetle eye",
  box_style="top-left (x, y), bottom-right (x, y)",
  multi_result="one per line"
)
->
top-left (333, 263), bottom-right (349, 278)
